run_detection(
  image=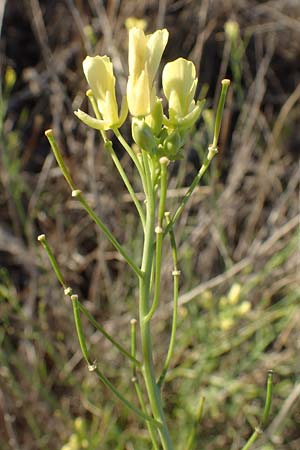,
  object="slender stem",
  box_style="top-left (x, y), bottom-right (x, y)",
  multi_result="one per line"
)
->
top-left (141, 150), bottom-right (153, 198)
top-left (158, 213), bottom-right (179, 388)
top-left (71, 295), bottom-right (90, 365)
top-left (241, 429), bottom-right (261, 450)
top-left (78, 302), bottom-right (141, 367)
top-left (72, 189), bottom-right (142, 278)
top-left (131, 319), bottom-right (160, 450)
top-left (45, 129), bottom-right (75, 190)
top-left (212, 79), bottom-right (230, 148)
top-left (165, 153), bottom-right (210, 238)
top-left (241, 370), bottom-right (274, 450)
top-left (38, 235), bottom-right (142, 366)
top-left (133, 379), bottom-right (160, 450)
top-left (113, 128), bottom-right (144, 177)
top-left (139, 169), bottom-right (174, 450)
top-left (130, 318), bottom-right (138, 375)
top-left (44, 130), bottom-right (142, 277)
top-left (185, 396), bottom-right (205, 450)
top-left (105, 140), bottom-right (146, 230)
top-left (164, 155), bottom-right (212, 237)
top-left (37, 234), bottom-right (66, 289)
top-left (164, 79), bottom-right (231, 236)
top-left (88, 91), bottom-right (146, 229)
top-left (93, 365), bottom-right (161, 428)
top-left (261, 370), bottom-right (274, 428)
top-left (70, 294), bottom-right (160, 427)
top-left (145, 157), bottom-right (169, 323)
